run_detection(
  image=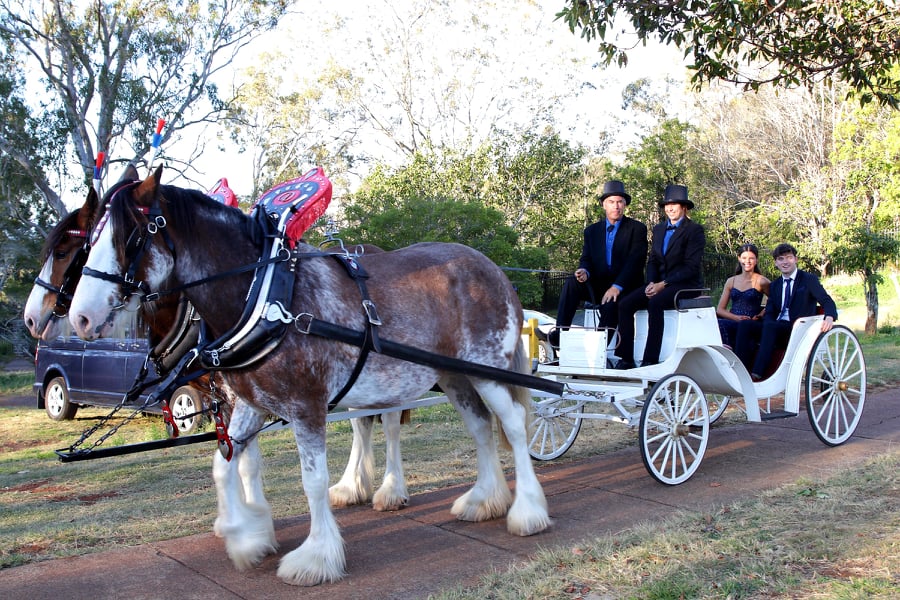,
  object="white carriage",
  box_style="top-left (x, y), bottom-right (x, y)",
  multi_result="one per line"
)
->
top-left (524, 294), bottom-right (867, 485)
